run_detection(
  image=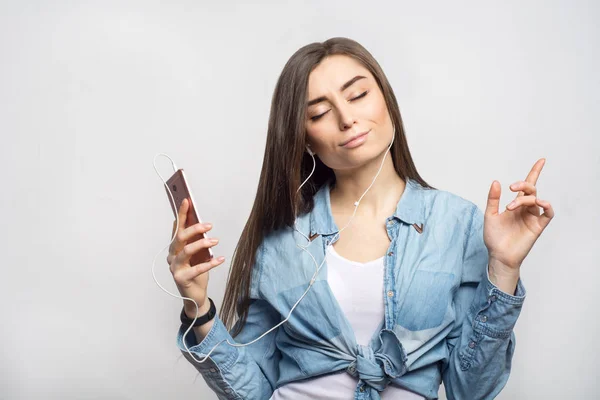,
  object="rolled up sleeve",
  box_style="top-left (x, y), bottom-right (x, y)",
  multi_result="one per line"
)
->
top-left (175, 244), bottom-right (282, 399)
top-left (442, 204), bottom-right (526, 400)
